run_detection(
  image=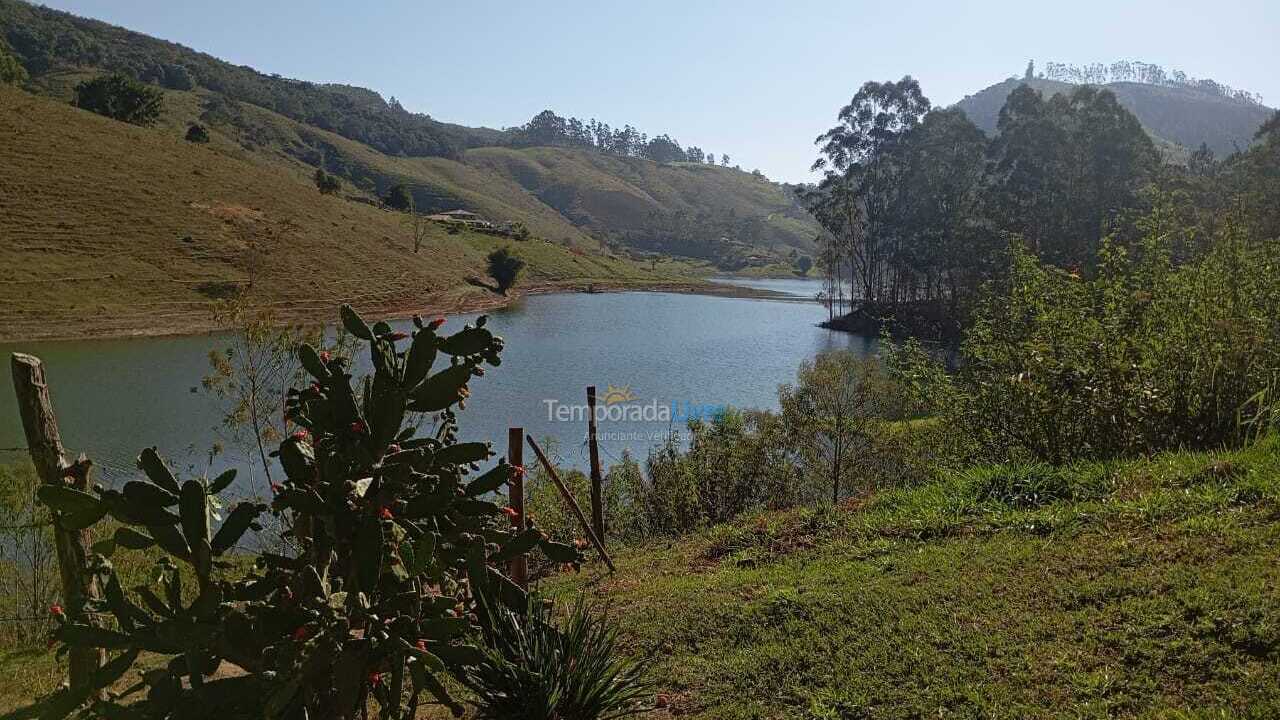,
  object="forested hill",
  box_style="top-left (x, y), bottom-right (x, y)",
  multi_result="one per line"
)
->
top-left (956, 76), bottom-right (1274, 157)
top-left (0, 0), bottom-right (818, 268)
